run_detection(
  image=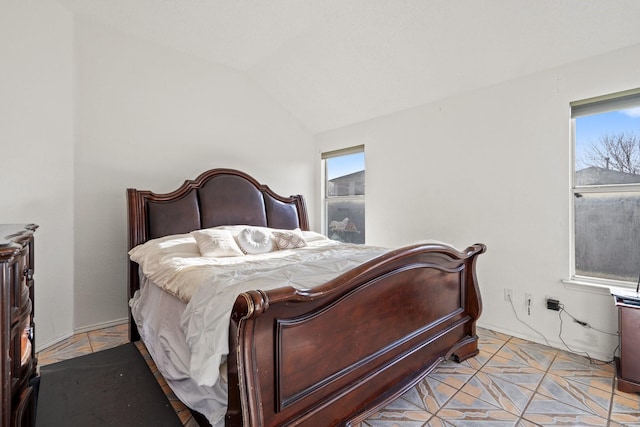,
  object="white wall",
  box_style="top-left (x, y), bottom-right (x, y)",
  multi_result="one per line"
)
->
top-left (5, 3), bottom-right (638, 360)
top-left (317, 43), bottom-right (640, 360)
top-left (73, 18), bottom-right (315, 331)
top-left (0, 0), bottom-right (75, 349)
